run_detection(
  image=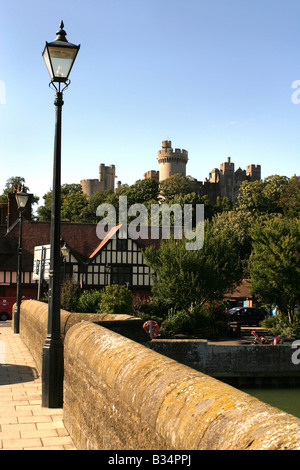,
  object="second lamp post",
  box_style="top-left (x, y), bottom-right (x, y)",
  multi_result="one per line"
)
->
top-left (13, 185), bottom-right (31, 334)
